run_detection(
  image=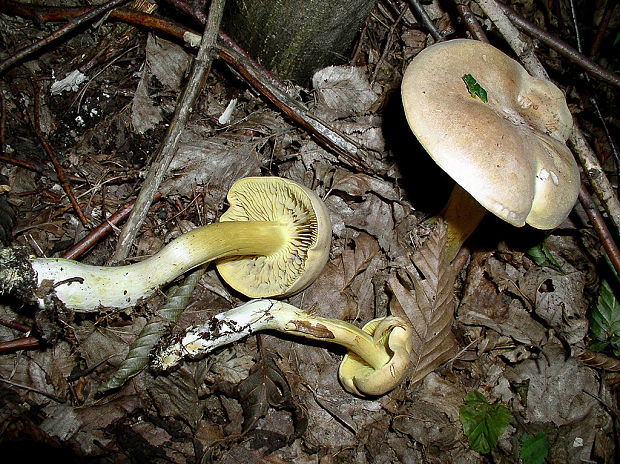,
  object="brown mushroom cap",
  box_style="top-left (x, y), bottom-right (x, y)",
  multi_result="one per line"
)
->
top-left (216, 177), bottom-right (331, 298)
top-left (402, 39), bottom-right (579, 229)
